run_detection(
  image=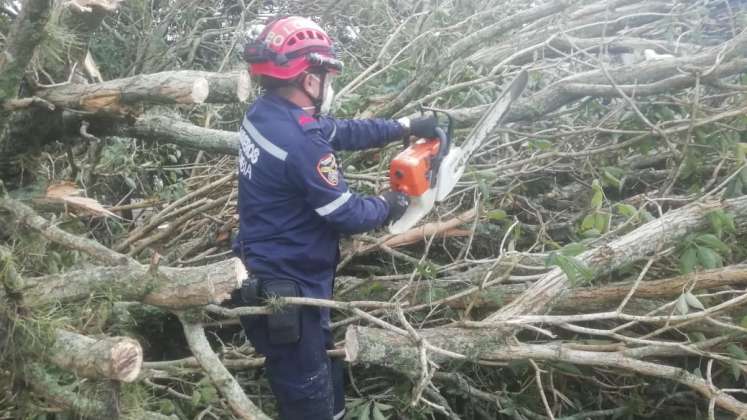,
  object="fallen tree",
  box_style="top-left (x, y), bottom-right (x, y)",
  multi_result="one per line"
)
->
top-left (2, 0), bottom-right (747, 418)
